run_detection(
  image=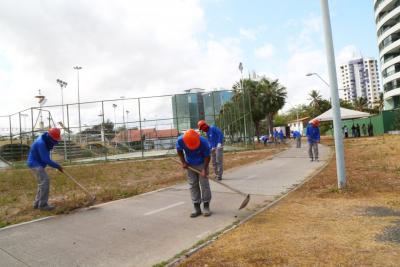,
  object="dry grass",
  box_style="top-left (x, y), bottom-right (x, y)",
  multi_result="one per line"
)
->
top-left (0, 145), bottom-right (286, 228)
top-left (179, 135), bottom-right (400, 267)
